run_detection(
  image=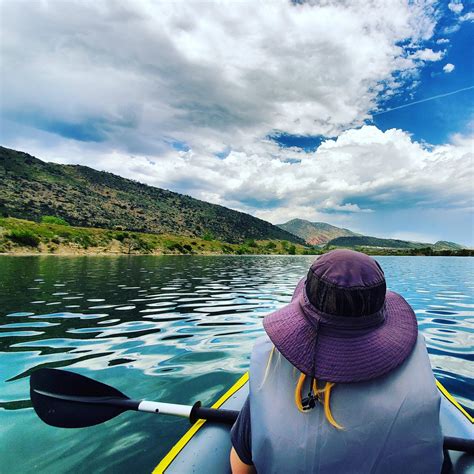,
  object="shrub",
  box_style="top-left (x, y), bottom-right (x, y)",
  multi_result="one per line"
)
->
top-left (288, 244), bottom-right (297, 255)
top-left (183, 244), bottom-right (193, 252)
top-left (115, 232), bottom-right (130, 242)
top-left (0, 204), bottom-right (9, 217)
top-left (121, 236), bottom-right (154, 253)
top-left (203, 231), bottom-right (215, 241)
top-left (265, 241), bottom-right (277, 250)
top-left (236, 245), bottom-right (249, 255)
top-left (134, 238), bottom-right (154, 253)
top-left (51, 237), bottom-right (61, 244)
top-left (73, 234), bottom-right (94, 248)
top-left (41, 216), bottom-right (70, 226)
top-left (166, 242), bottom-right (185, 253)
top-left (8, 229), bottom-right (40, 247)
top-left (245, 238), bottom-right (257, 248)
